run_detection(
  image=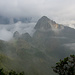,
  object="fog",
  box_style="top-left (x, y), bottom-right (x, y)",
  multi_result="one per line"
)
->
top-left (0, 22), bottom-right (36, 41)
top-left (64, 43), bottom-right (75, 51)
